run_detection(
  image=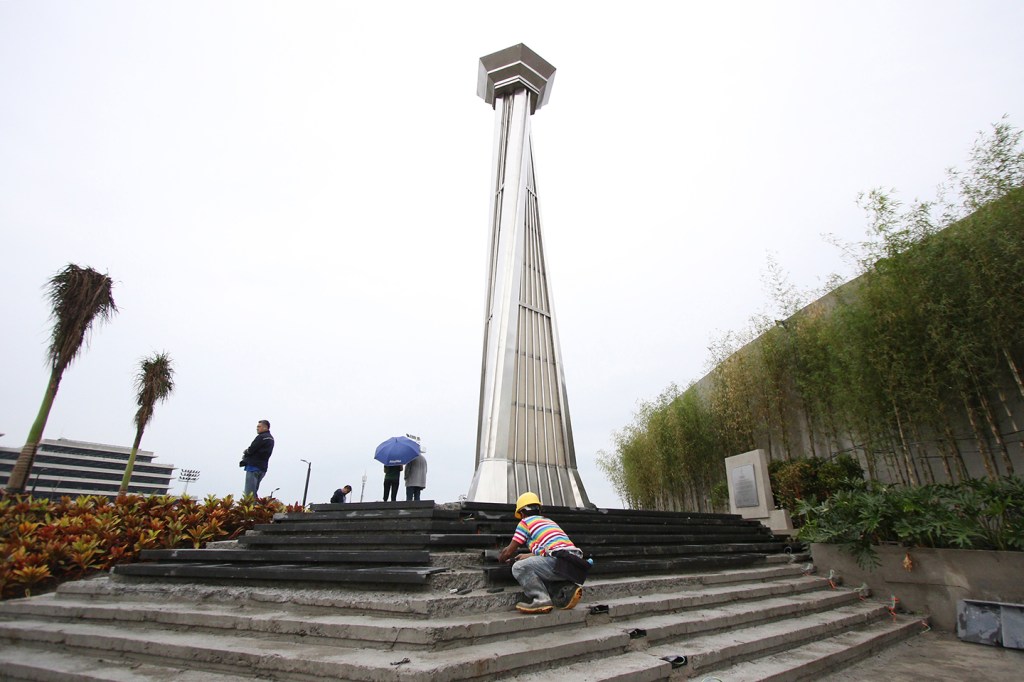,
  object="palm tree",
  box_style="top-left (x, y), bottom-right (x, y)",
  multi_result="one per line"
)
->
top-left (6, 264), bottom-right (117, 494)
top-left (119, 352), bottom-right (175, 496)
